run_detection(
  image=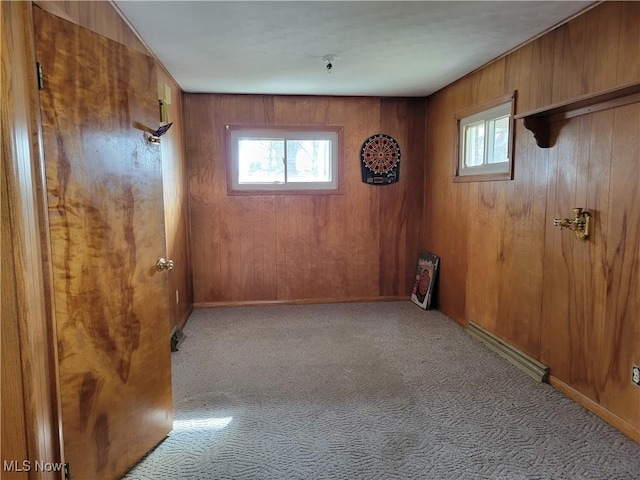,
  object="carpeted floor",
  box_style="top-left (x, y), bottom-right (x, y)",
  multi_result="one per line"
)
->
top-left (123, 302), bottom-right (640, 479)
